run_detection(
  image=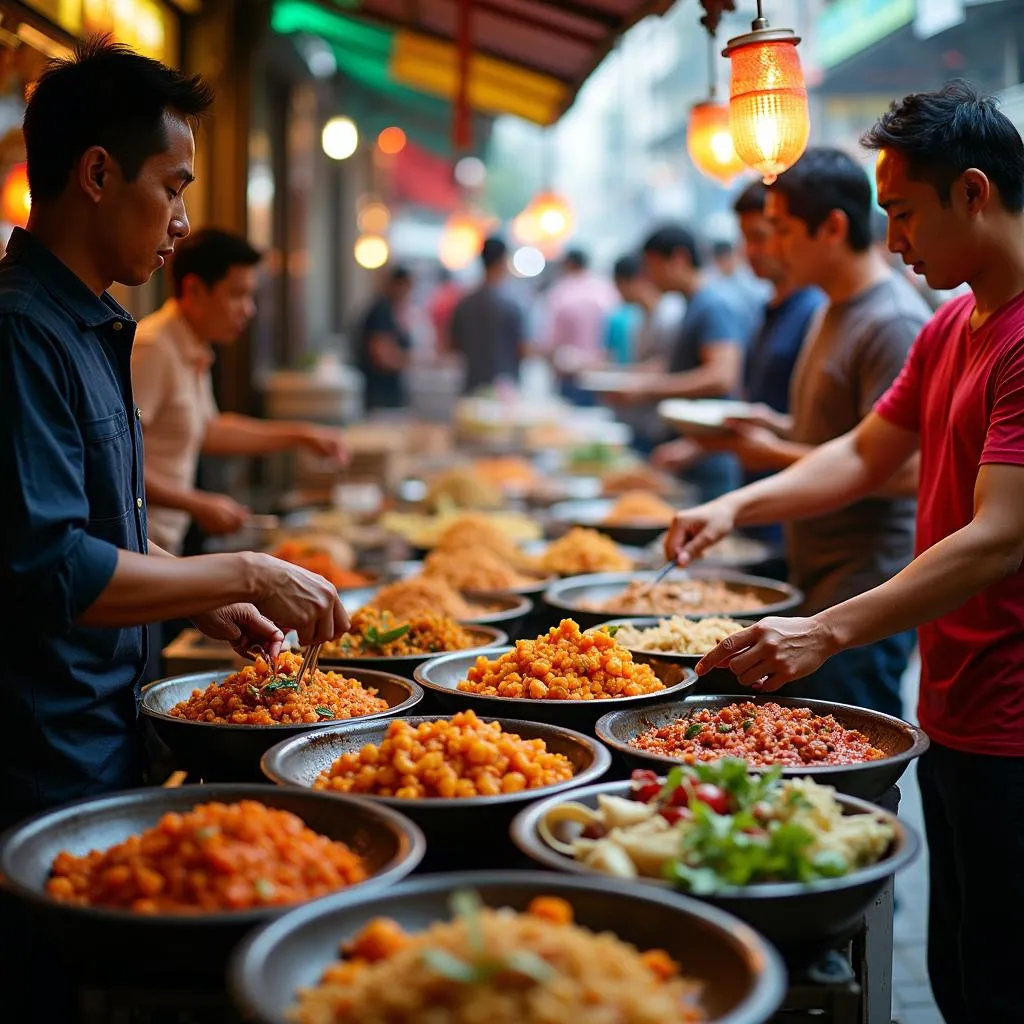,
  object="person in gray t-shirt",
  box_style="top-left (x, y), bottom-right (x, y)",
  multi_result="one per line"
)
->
top-left (450, 236), bottom-right (526, 393)
top-left (687, 147), bottom-right (930, 717)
